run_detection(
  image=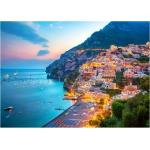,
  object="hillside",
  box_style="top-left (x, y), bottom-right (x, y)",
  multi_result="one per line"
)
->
top-left (46, 21), bottom-right (149, 78)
